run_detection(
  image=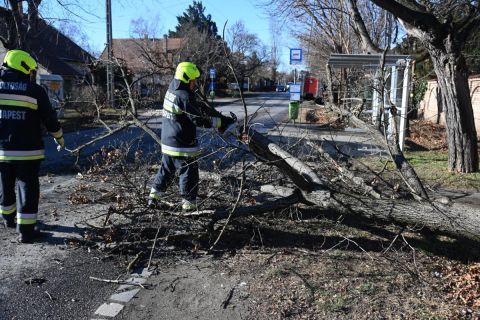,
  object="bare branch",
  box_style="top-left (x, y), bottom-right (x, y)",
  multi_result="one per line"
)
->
top-left (347, 0), bottom-right (382, 53)
top-left (370, 0), bottom-right (444, 35)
